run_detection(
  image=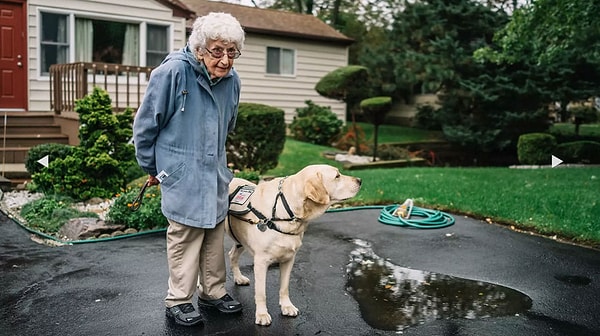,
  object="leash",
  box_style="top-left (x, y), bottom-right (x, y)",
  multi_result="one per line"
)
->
top-left (130, 180), bottom-right (150, 211)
